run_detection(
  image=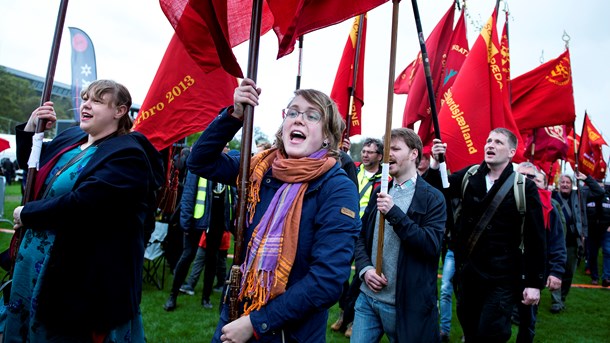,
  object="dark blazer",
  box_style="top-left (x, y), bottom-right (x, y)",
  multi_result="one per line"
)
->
top-left (355, 175), bottom-right (446, 343)
top-left (16, 123), bottom-right (164, 333)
